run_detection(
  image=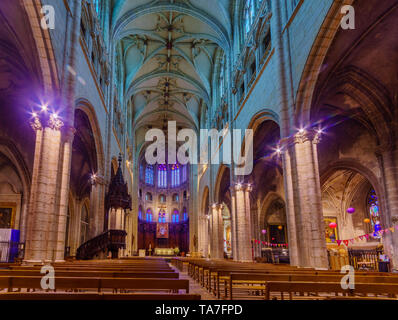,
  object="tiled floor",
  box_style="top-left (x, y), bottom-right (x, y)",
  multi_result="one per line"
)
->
top-left (169, 264), bottom-right (218, 300)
